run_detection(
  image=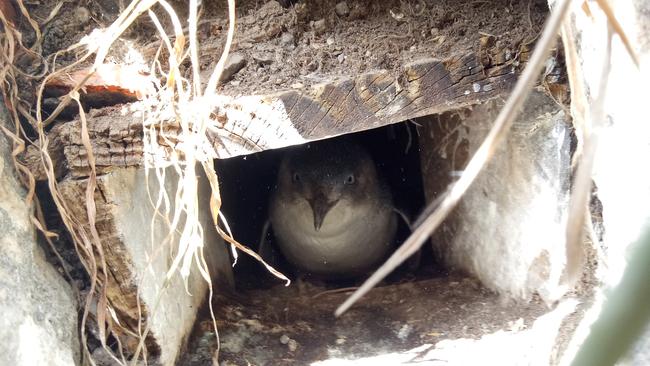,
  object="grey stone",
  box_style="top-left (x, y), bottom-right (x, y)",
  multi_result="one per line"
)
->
top-left (220, 52), bottom-right (247, 82)
top-left (420, 91), bottom-right (571, 302)
top-left (280, 32), bottom-right (295, 47)
top-left (312, 19), bottom-right (328, 35)
top-left (0, 105), bottom-right (79, 365)
top-left (335, 2), bottom-right (350, 17)
top-left (549, 0), bottom-right (650, 362)
top-left (252, 52), bottom-right (274, 66)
